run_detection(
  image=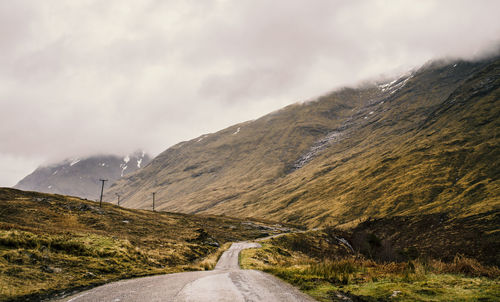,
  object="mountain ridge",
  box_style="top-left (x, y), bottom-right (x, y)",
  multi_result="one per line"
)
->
top-left (15, 151), bottom-right (151, 200)
top-left (106, 56), bottom-right (499, 227)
